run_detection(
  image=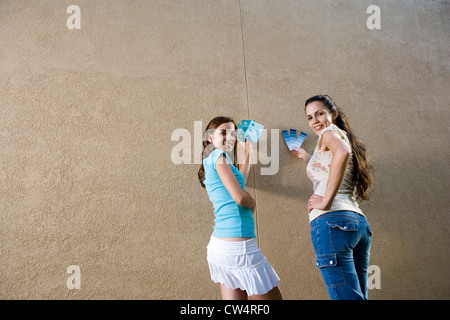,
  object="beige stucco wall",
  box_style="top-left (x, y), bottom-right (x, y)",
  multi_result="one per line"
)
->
top-left (0, 0), bottom-right (448, 299)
